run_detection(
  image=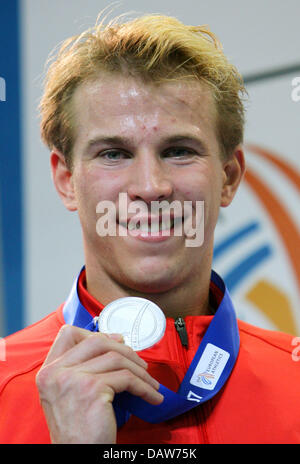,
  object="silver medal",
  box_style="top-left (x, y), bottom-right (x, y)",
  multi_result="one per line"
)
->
top-left (97, 297), bottom-right (166, 351)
